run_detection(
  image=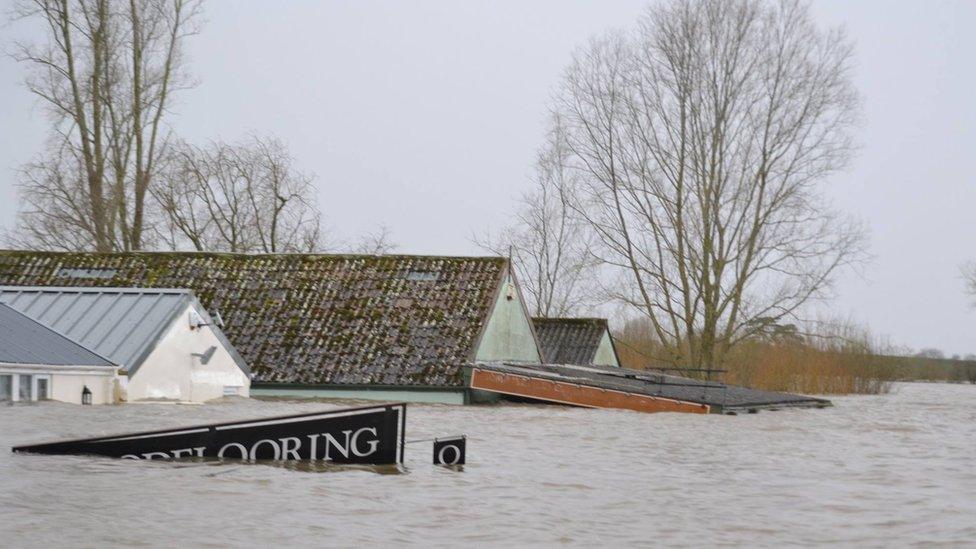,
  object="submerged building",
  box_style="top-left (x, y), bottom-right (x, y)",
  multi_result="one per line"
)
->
top-left (0, 251), bottom-right (832, 413)
top-left (0, 252), bottom-right (543, 404)
top-left (0, 303), bottom-right (118, 404)
top-left (0, 286), bottom-right (250, 403)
